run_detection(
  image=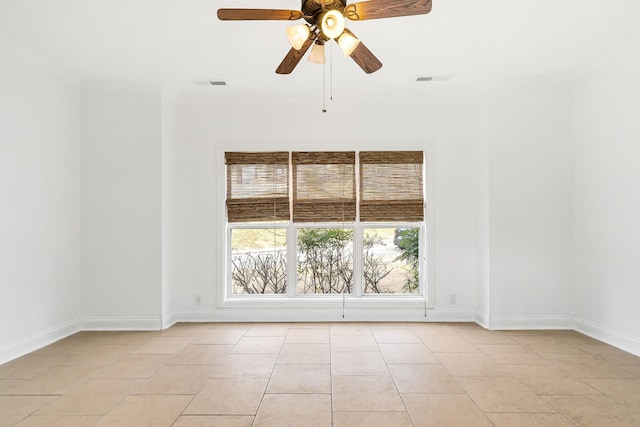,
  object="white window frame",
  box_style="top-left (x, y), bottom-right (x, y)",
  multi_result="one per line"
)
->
top-left (215, 144), bottom-right (435, 310)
